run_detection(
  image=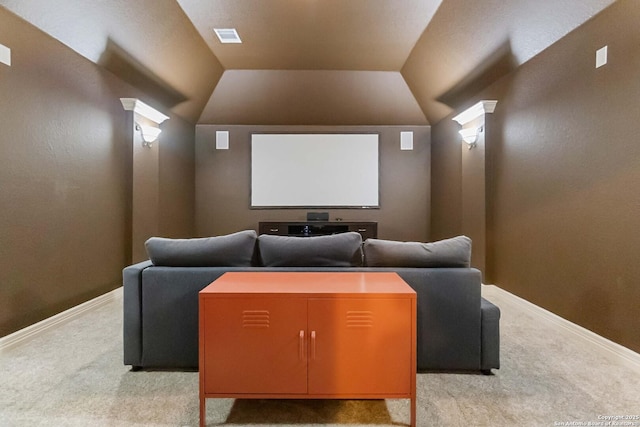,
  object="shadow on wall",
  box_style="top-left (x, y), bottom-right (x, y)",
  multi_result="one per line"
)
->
top-left (437, 40), bottom-right (517, 110)
top-left (98, 39), bottom-right (187, 110)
